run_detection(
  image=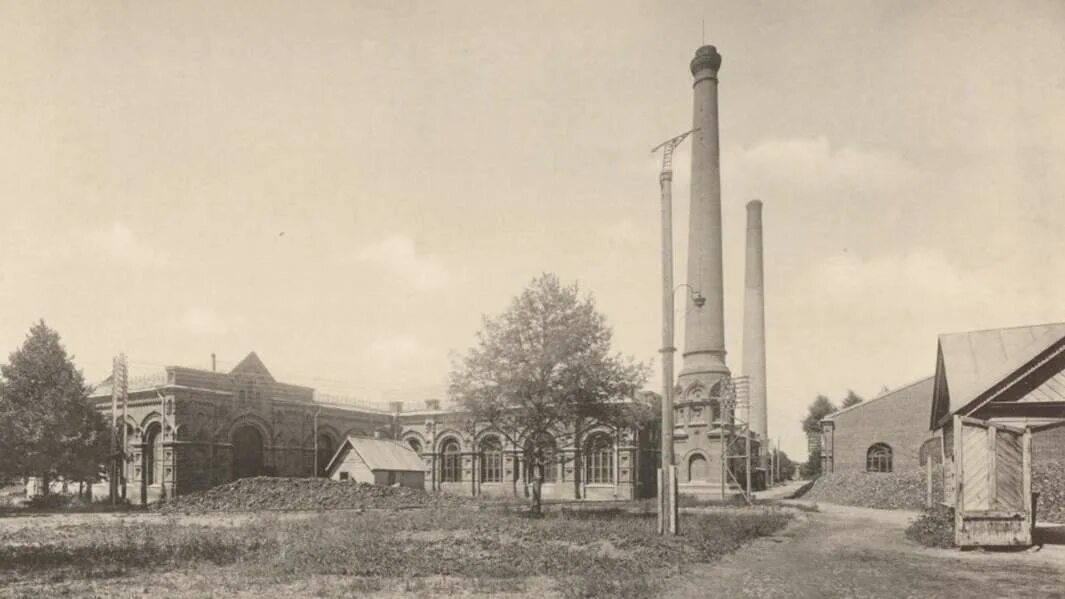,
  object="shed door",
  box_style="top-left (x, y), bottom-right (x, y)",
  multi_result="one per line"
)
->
top-left (955, 416), bottom-right (1031, 511)
top-left (953, 415), bottom-right (1033, 546)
